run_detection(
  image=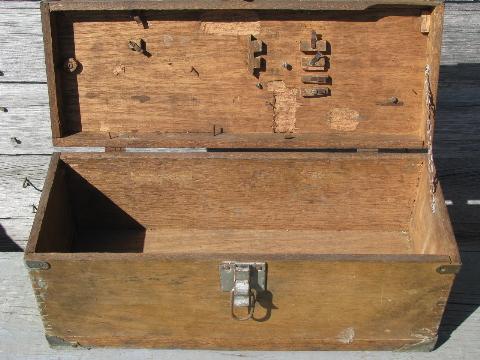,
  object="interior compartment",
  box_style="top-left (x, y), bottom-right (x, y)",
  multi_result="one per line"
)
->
top-left (32, 152), bottom-right (457, 257)
top-left (45, 7), bottom-right (442, 149)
